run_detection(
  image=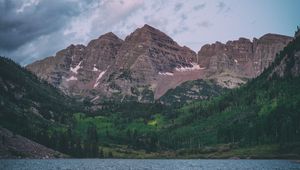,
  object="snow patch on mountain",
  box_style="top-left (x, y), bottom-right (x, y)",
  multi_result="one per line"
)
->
top-left (175, 63), bottom-right (205, 72)
top-left (234, 59), bottom-right (239, 65)
top-left (66, 76), bottom-right (77, 81)
top-left (93, 70), bottom-right (107, 88)
top-left (159, 72), bottom-right (174, 76)
top-left (70, 61), bottom-right (82, 74)
top-left (93, 64), bottom-right (99, 71)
